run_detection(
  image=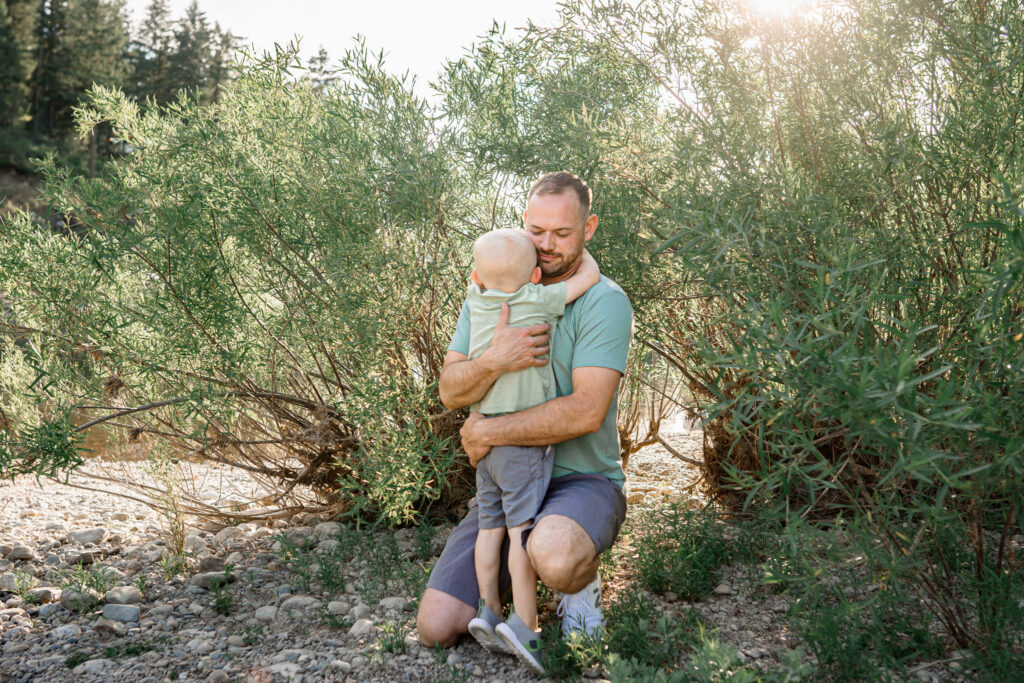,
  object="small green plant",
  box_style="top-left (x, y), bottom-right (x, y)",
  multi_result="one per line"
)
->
top-left (60, 564), bottom-right (116, 595)
top-left (541, 589), bottom-right (703, 679)
top-left (13, 569), bottom-right (38, 598)
top-left (211, 565), bottom-right (235, 615)
top-left (356, 529), bottom-right (404, 603)
top-left (212, 588), bottom-right (232, 615)
top-left (146, 445), bottom-right (188, 558)
top-left (316, 550), bottom-right (345, 595)
top-left (536, 580), bottom-right (557, 612)
top-left (134, 575), bottom-right (147, 597)
top-left (395, 559), bottom-right (431, 603)
top-left (774, 647), bottom-right (815, 683)
top-left (243, 624), bottom-right (263, 646)
top-left (159, 553), bottom-right (188, 581)
top-left (377, 620), bottom-right (408, 655)
top-left (274, 532), bottom-right (316, 592)
top-left (679, 636), bottom-right (758, 683)
top-left (322, 610), bottom-right (353, 630)
top-left (64, 637), bottom-right (167, 670)
top-left (539, 621), bottom-right (603, 680)
top-left (438, 662), bottom-right (469, 683)
top-left (413, 520), bottom-right (436, 559)
top-left (103, 637), bottom-right (166, 660)
top-left (64, 650), bottom-right (91, 669)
